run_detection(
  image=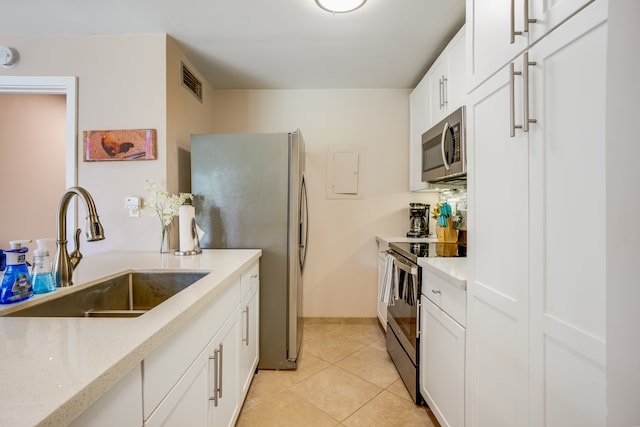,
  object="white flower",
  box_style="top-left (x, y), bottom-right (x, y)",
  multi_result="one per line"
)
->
top-left (144, 180), bottom-right (193, 227)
